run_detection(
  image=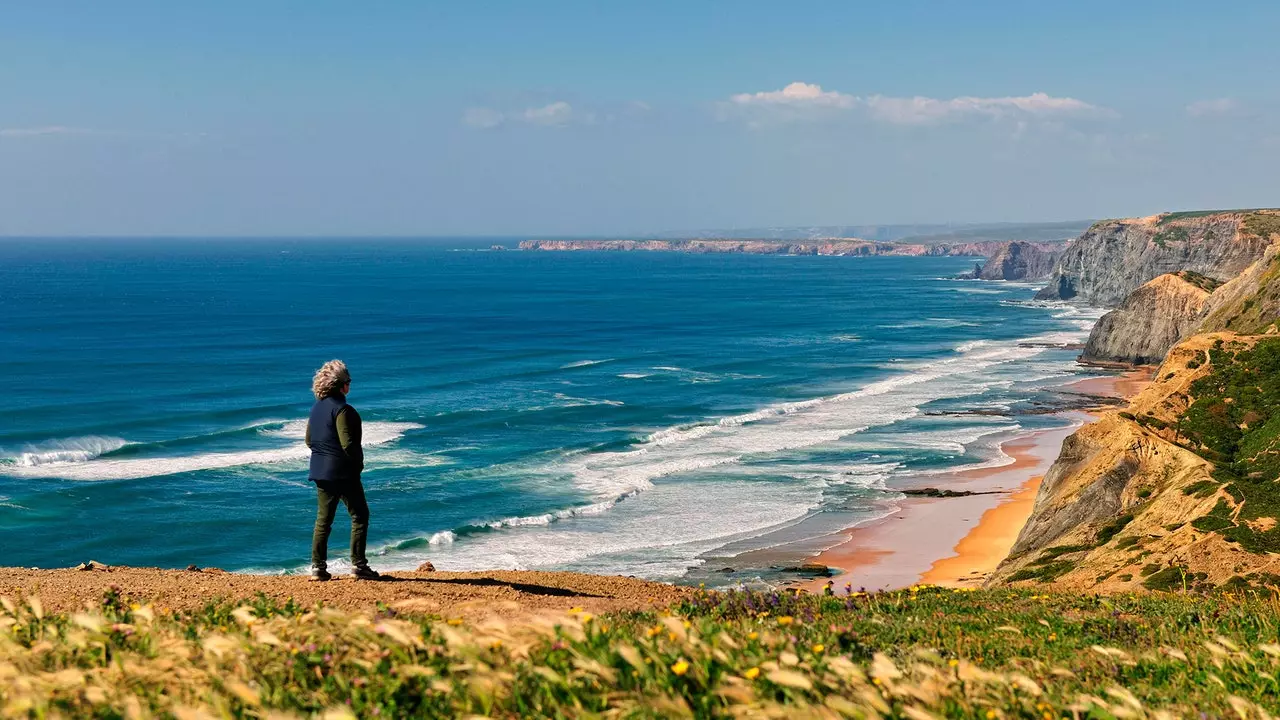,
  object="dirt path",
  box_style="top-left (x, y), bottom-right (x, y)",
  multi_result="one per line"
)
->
top-left (0, 566), bottom-right (693, 617)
